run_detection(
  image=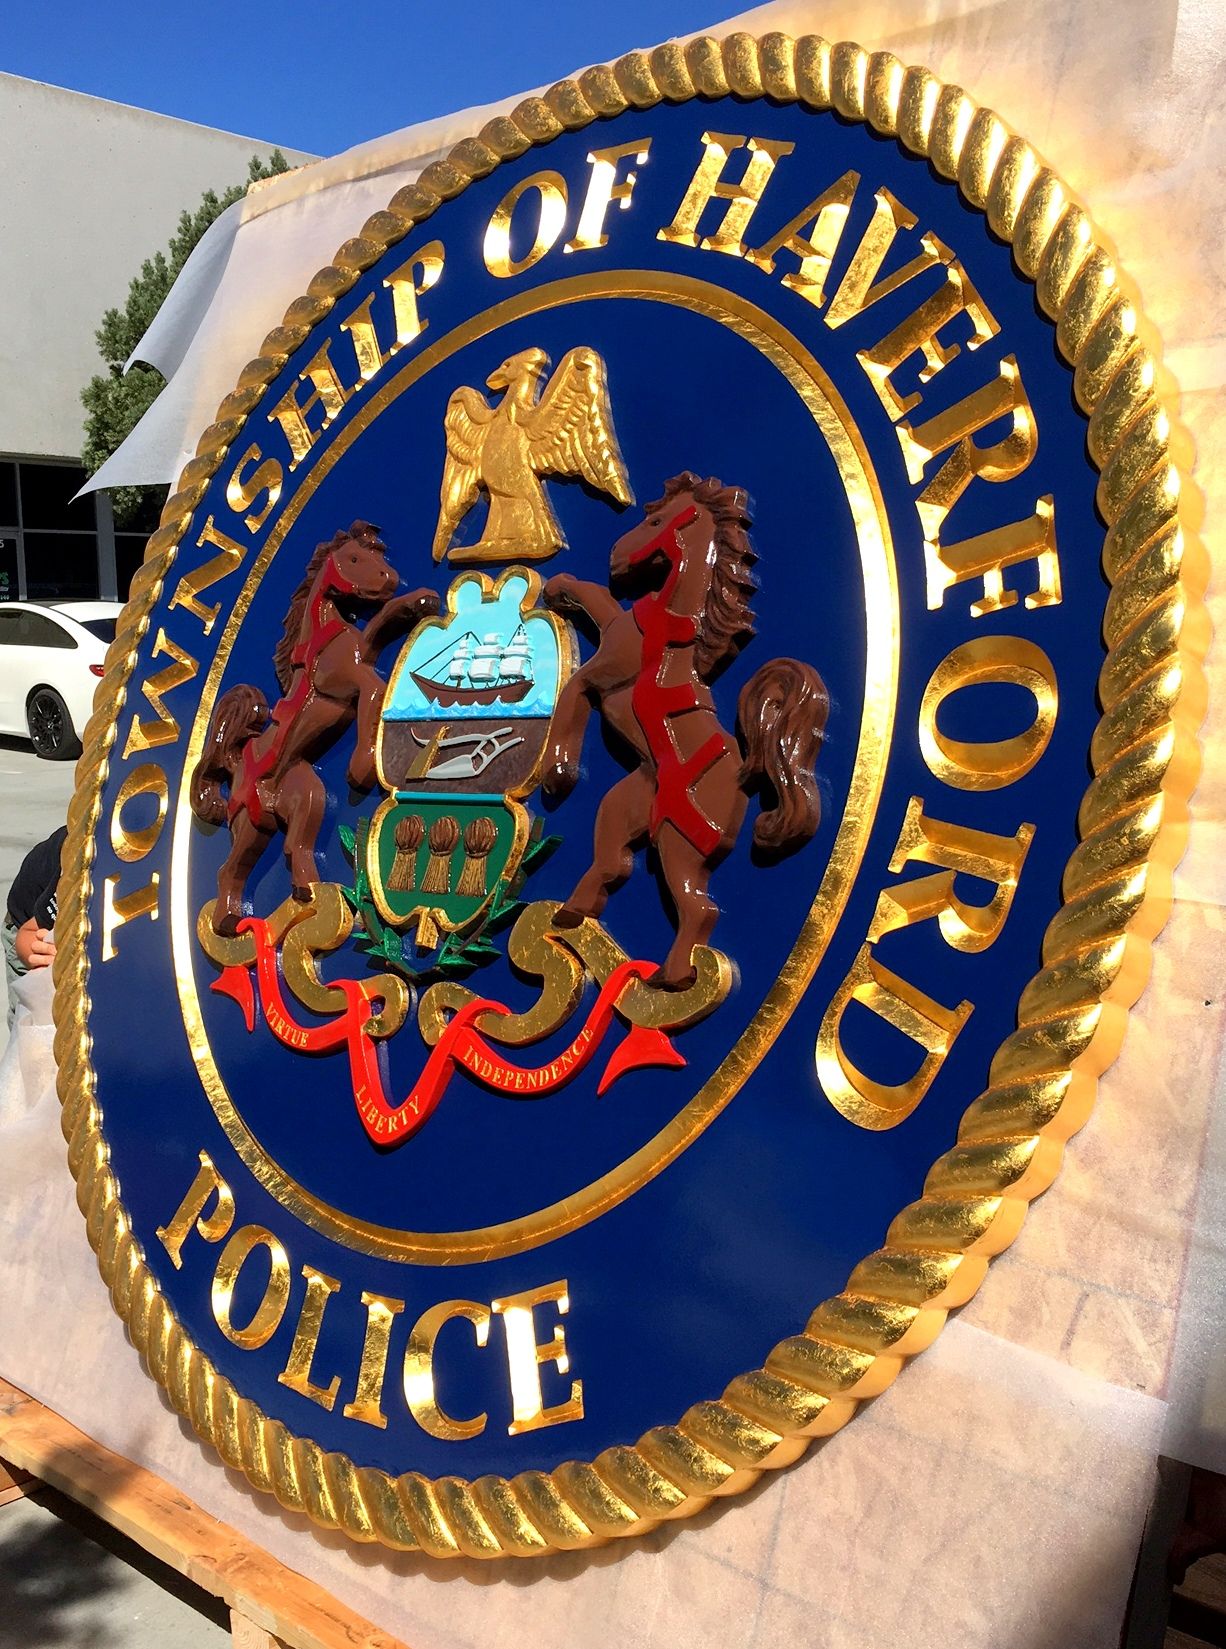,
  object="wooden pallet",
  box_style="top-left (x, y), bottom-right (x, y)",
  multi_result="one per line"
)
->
top-left (0, 1376), bottom-right (408, 1649)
